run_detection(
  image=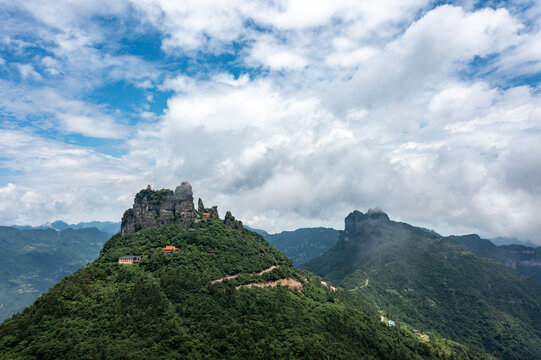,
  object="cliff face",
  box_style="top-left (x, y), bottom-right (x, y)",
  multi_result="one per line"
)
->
top-left (121, 182), bottom-right (195, 234)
